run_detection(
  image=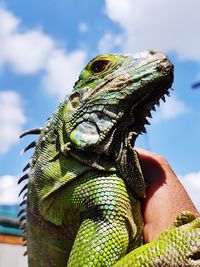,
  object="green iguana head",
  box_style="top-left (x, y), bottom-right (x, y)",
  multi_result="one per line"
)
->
top-left (61, 50), bottom-right (173, 151)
